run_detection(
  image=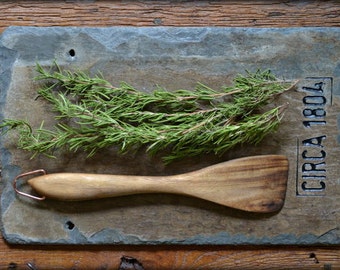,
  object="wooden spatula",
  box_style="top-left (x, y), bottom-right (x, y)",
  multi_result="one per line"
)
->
top-left (15, 155), bottom-right (288, 213)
